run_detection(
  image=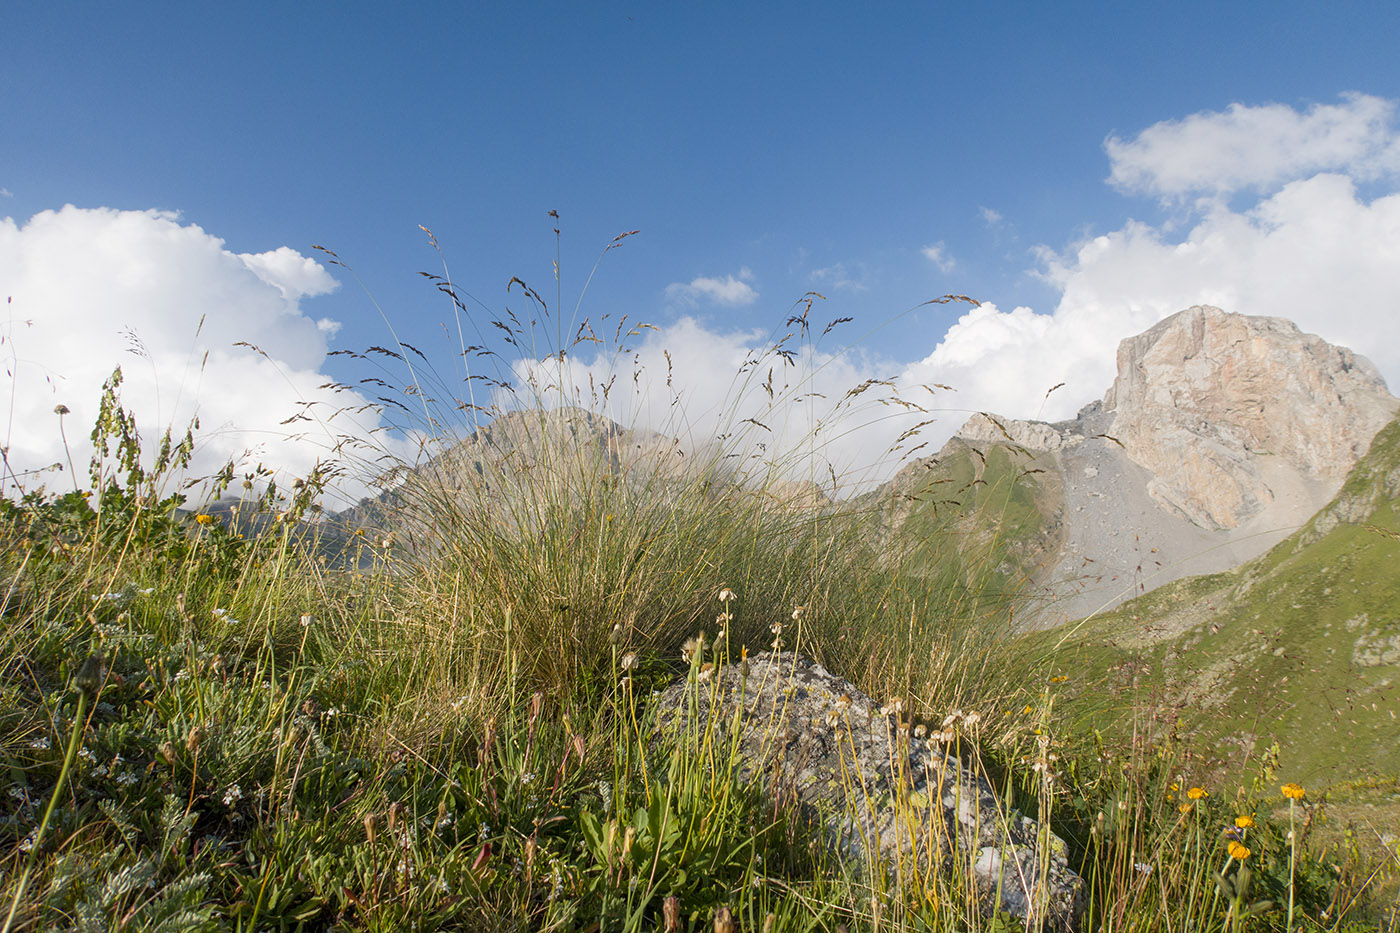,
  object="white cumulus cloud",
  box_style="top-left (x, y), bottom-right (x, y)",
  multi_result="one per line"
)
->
top-left (664, 268), bottom-right (758, 306)
top-left (507, 314), bottom-right (919, 492)
top-left (0, 205), bottom-right (396, 505)
top-left (1106, 92), bottom-right (1400, 197)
